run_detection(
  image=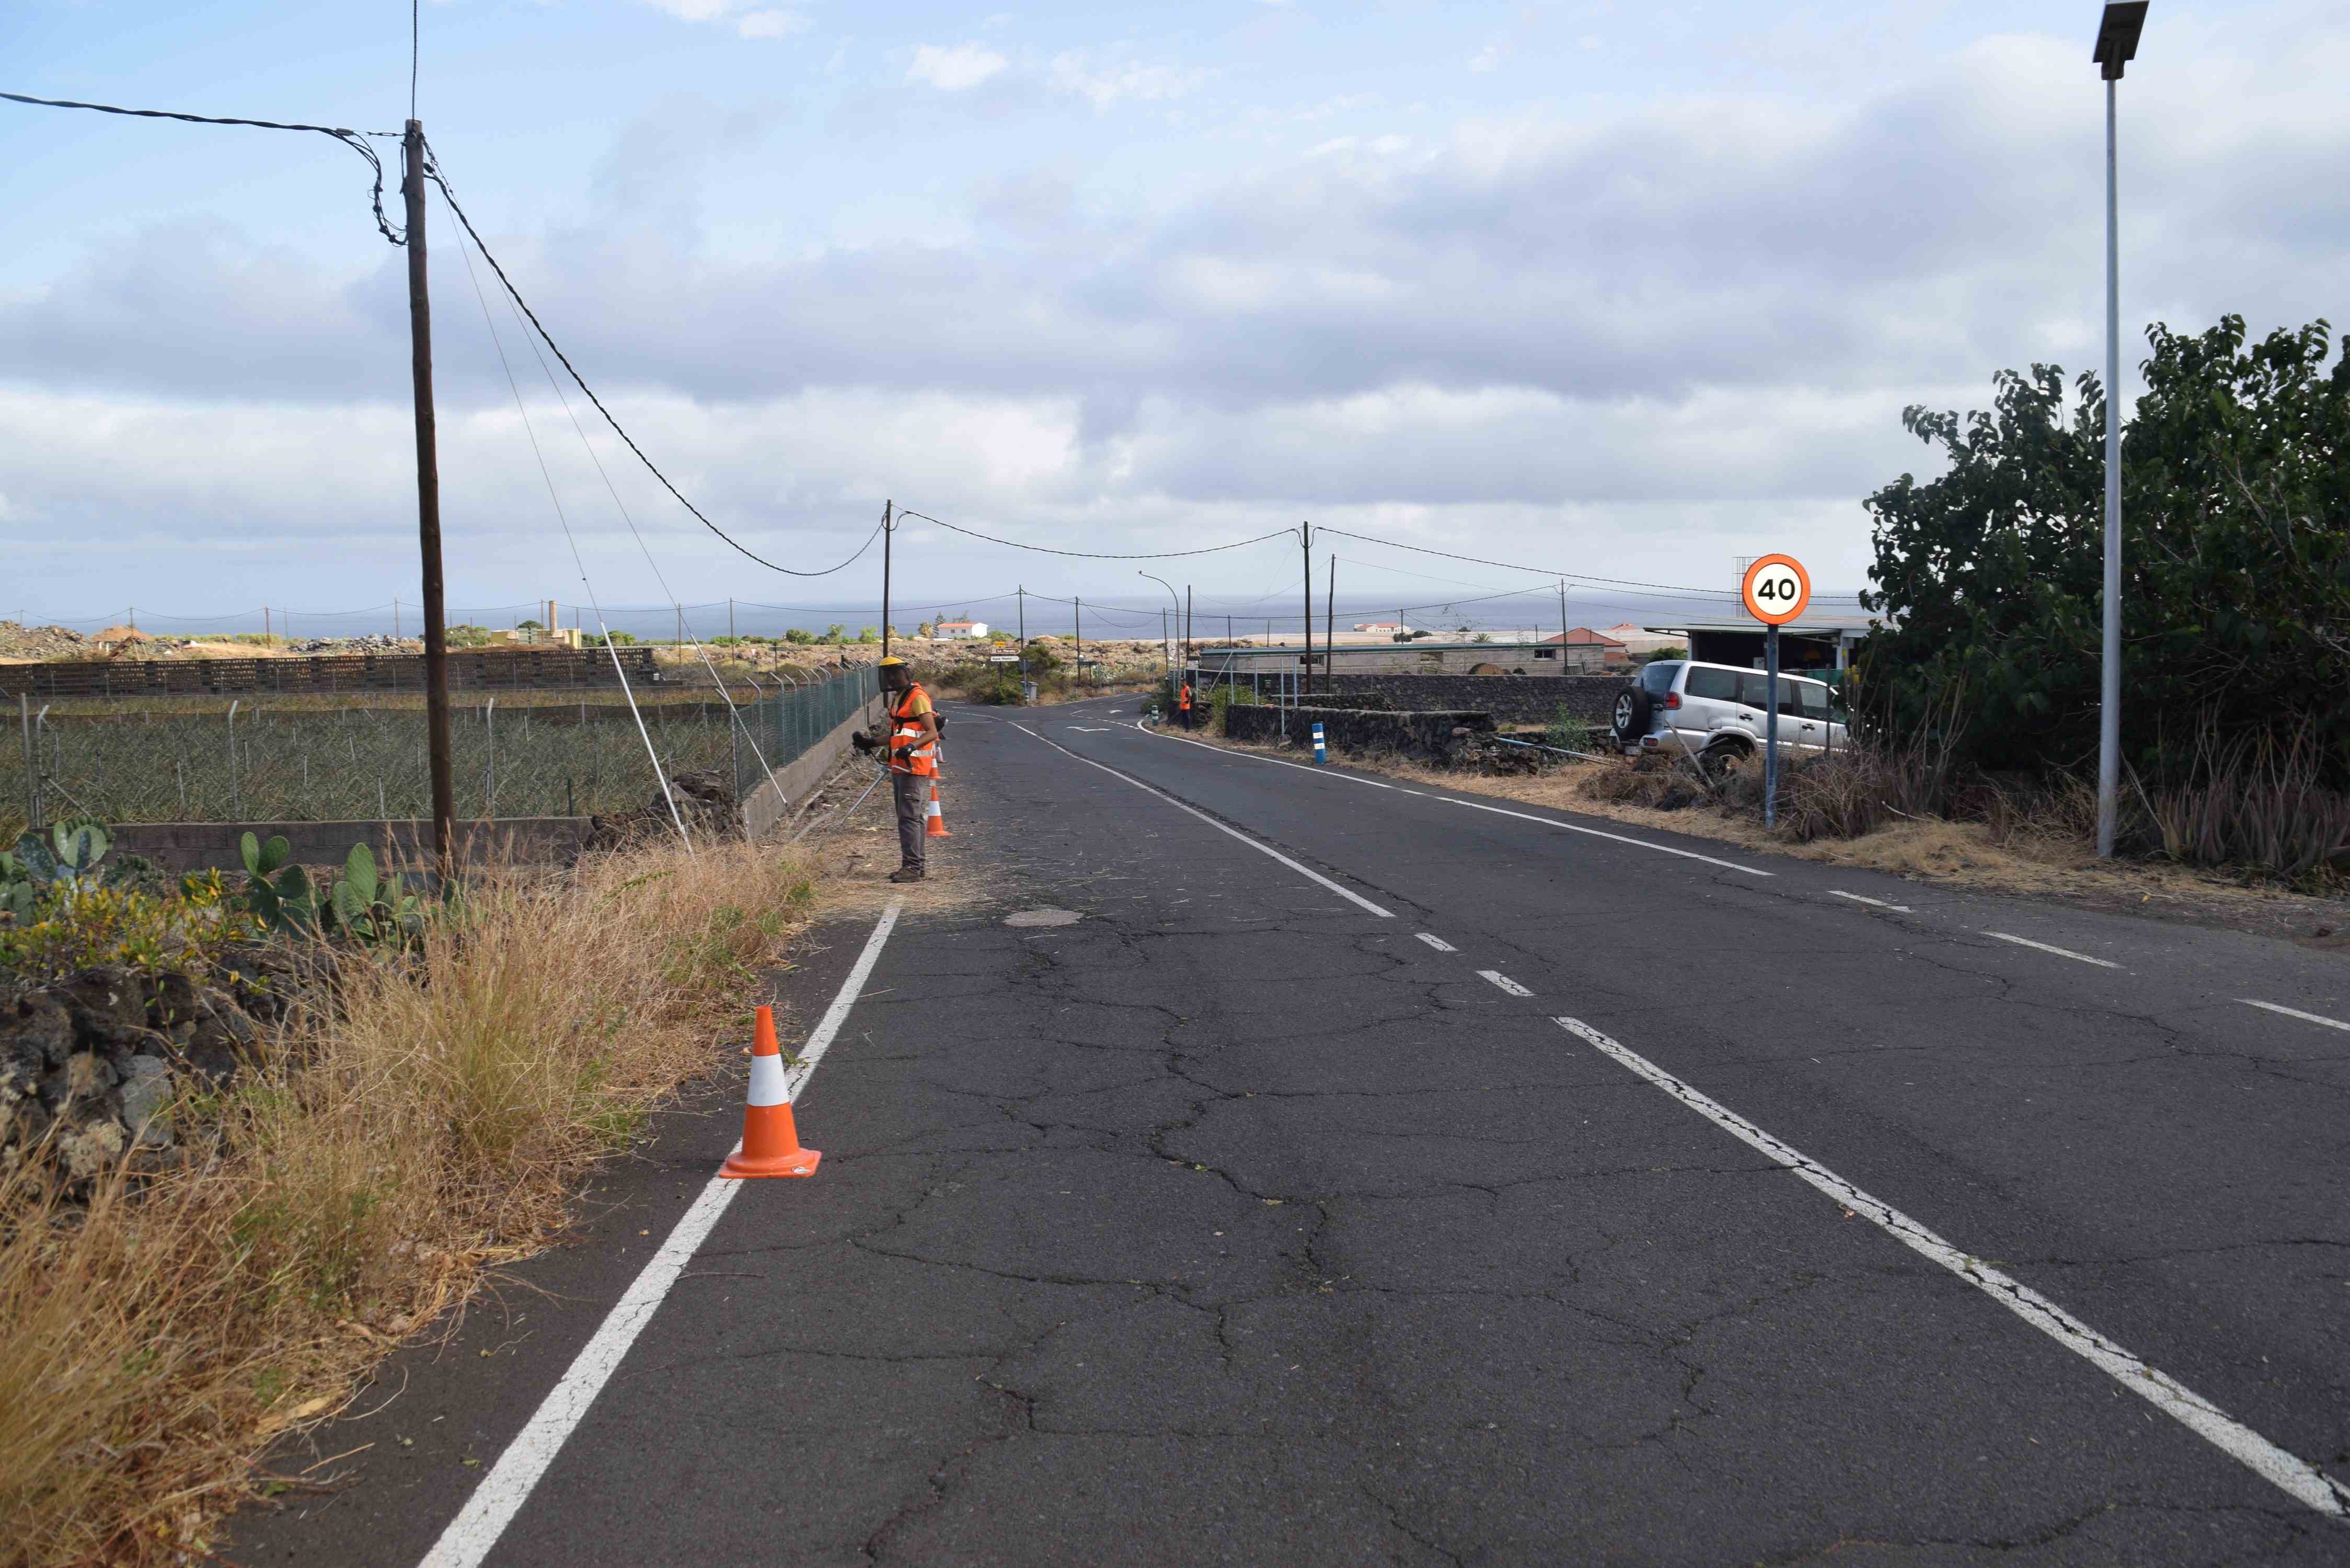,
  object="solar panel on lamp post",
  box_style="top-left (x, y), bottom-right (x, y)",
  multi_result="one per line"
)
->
top-left (2093, 2), bottom-right (2147, 858)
